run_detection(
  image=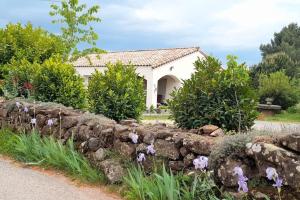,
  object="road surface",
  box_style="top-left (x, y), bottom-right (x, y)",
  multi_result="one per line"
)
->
top-left (0, 156), bottom-right (122, 200)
